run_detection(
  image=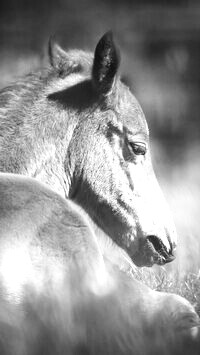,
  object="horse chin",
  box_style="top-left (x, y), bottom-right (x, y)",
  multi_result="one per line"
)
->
top-left (132, 253), bottom-right (175, 268)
